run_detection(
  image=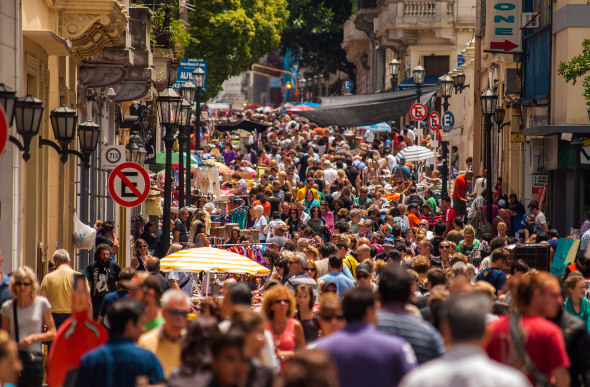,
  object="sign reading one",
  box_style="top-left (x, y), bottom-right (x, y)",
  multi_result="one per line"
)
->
top-left (442, 111), bottom-right (455, 132)
top-left (486, 0), bottom-right (522, 53)
top-left (343, 79), bottom-right (354, 93)
top-left (101, 145), bottom-right (126, 170)
top-left (428, 112), bottom-right (441, 131)
top-left (108, 162), bottom-right (150, 208)
top-left (173, 59), bottom-right (208, 90)
top-left (0, 106), bottom-right (8, 157)
top-left (410, 103), bottom-right (427, 121)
